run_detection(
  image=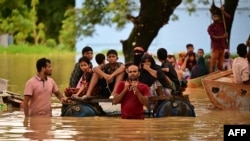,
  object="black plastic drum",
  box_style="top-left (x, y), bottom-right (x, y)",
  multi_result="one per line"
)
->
top-left (156, 99), bottom-right (196, 117)
top-left (61, 104), bottom-right (97, 117)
